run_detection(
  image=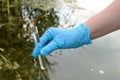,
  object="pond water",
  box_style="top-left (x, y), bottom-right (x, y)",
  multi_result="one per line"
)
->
top-left (48, 0), bottom-right (120, 80)
top-left (1, 0), bottom-right (120, 80)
